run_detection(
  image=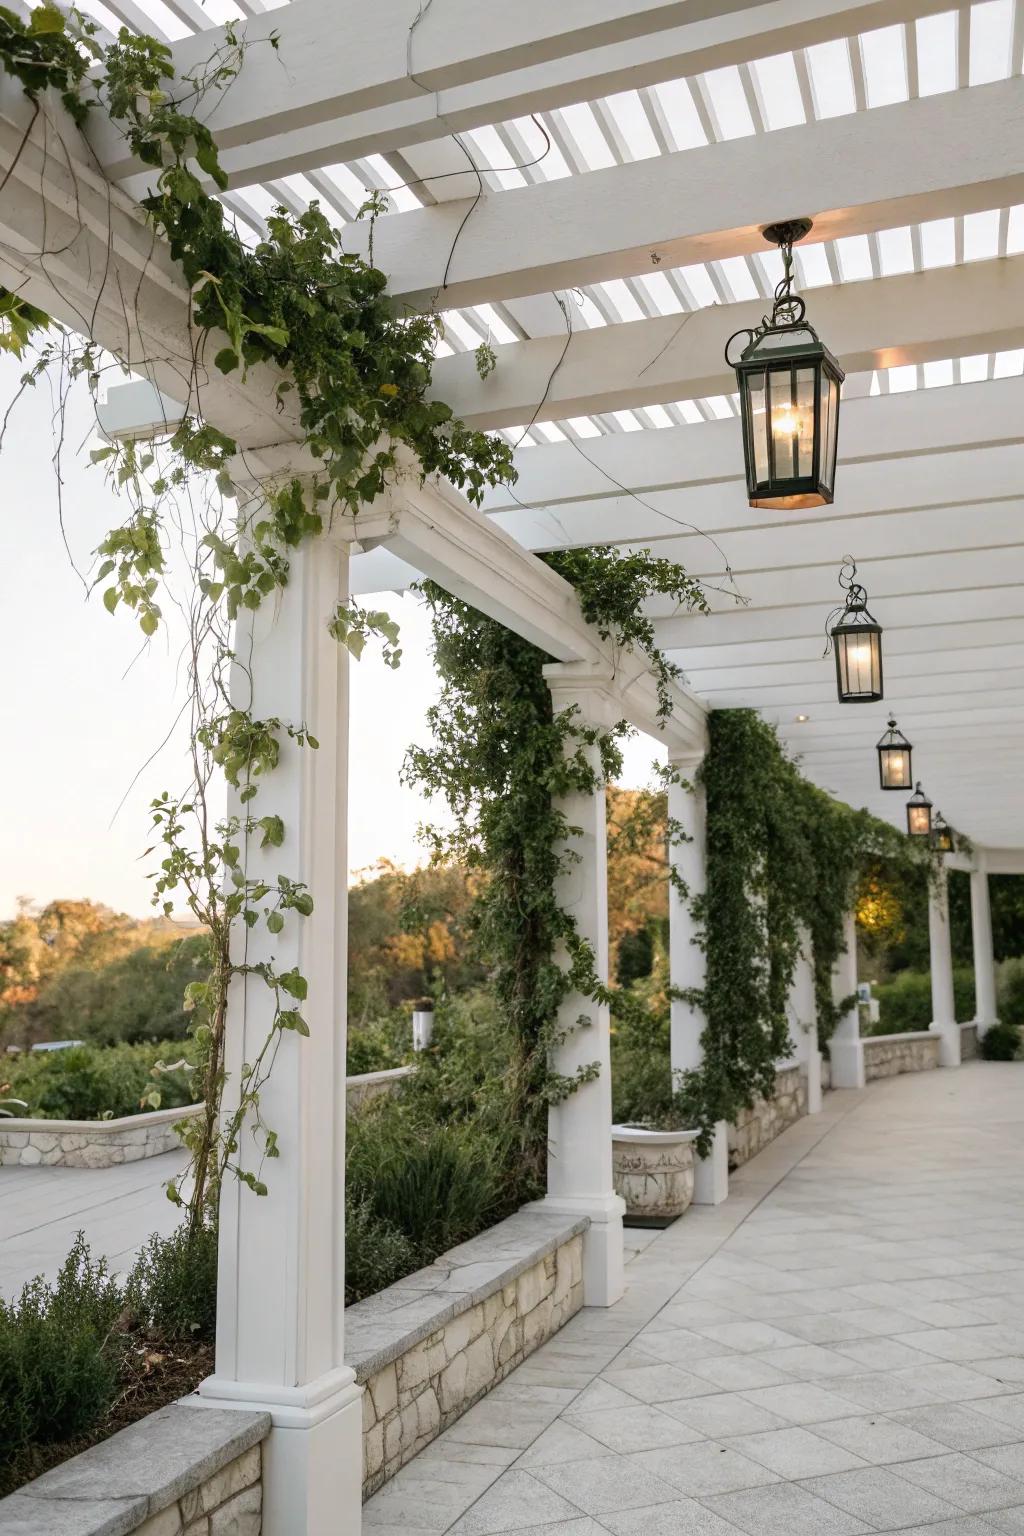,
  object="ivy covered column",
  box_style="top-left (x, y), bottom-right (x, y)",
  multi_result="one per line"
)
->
top-left (830, 911), bottom-right (865, 1088)
top-left (668, 746), bottom-right (728, 1203)
top-left (199, 502), bottom-right (362, 1536)
top-left (970, 856), bottom-right (998, 1035)
top-left (537, 666), bottom-right (625, 1308)
top-left (929, 865), bottom-right (961, 1066)
top-left (789, 928), bottom-right (822, 1114)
